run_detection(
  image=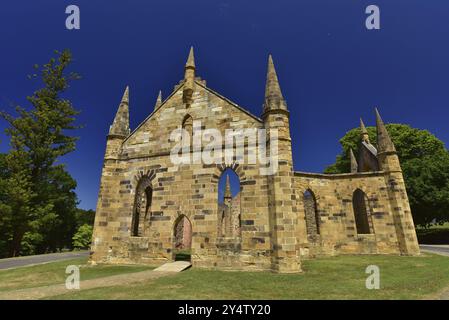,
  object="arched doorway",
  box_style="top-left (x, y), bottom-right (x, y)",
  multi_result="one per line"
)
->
top-left (173, 215), bottom-right (192, 261)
